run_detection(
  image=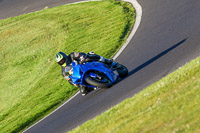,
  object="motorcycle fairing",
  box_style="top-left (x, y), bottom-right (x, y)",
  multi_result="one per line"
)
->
top-left (70, 62), bottom-right (118, 86)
